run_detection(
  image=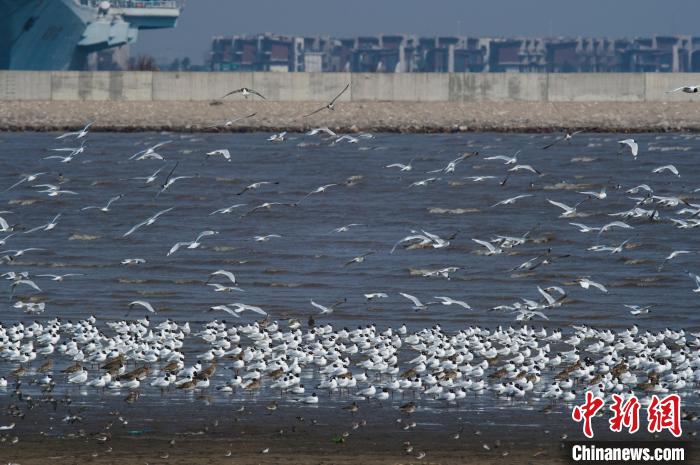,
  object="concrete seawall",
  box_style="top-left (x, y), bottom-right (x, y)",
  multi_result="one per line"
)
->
top-left (2, 71), bottom-right (700, 102)
top-left (2, 72), bottom-right (700, 132)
